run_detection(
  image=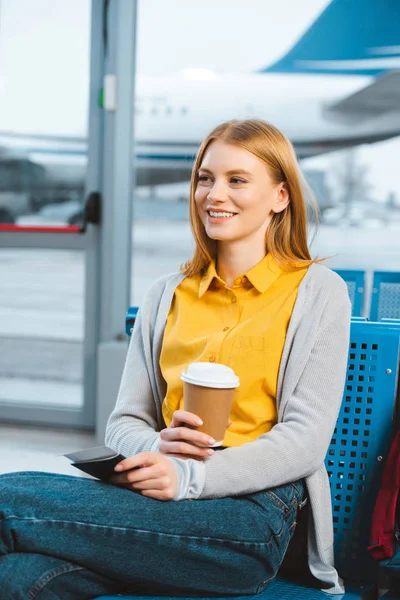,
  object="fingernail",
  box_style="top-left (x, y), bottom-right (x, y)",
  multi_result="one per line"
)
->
top-left (207, 449), bottom-right (214, 455)
top-left (195, 419), bottom-right (203, 426)
top-left (208, 438), bottom-right (216, 445)
top-left (114, 465), bottom-right (122, 471)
